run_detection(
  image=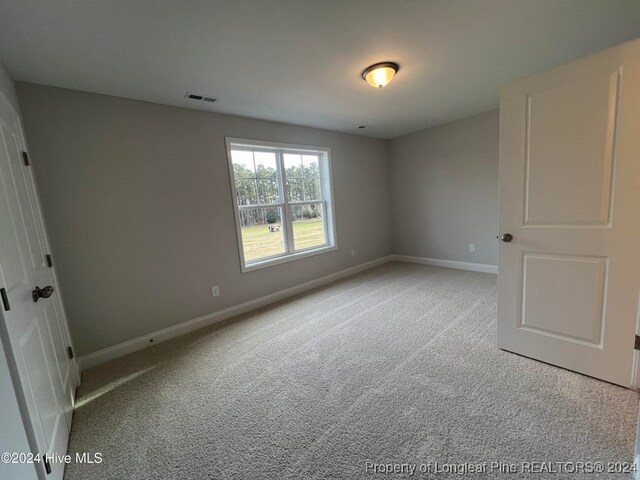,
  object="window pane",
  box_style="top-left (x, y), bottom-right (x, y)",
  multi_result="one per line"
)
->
top-left (234, 175), bottom-right (257, 206)
top-left (257, 178), bottom-right (279, 205)
top-left (286, 178), bottom-right (304, 202)
top-left (232, 151), bottom-right (257, 205)
top-left (303, 176), bottom-right (321, 201)
top-left (254, 152), bottom-right (277, 178)
top-left (291, 203), bottom-right (326, 251)
top-left (284, 153), bottom-right (303, 178)
top-left (232, 150), bottom-right (280, 206)
top-left (302, 155), bottom-right (320, 177)
top-left (239, 207), bottom-right (285, 262)
top-left (231, 150), bottom-right (255, 173)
